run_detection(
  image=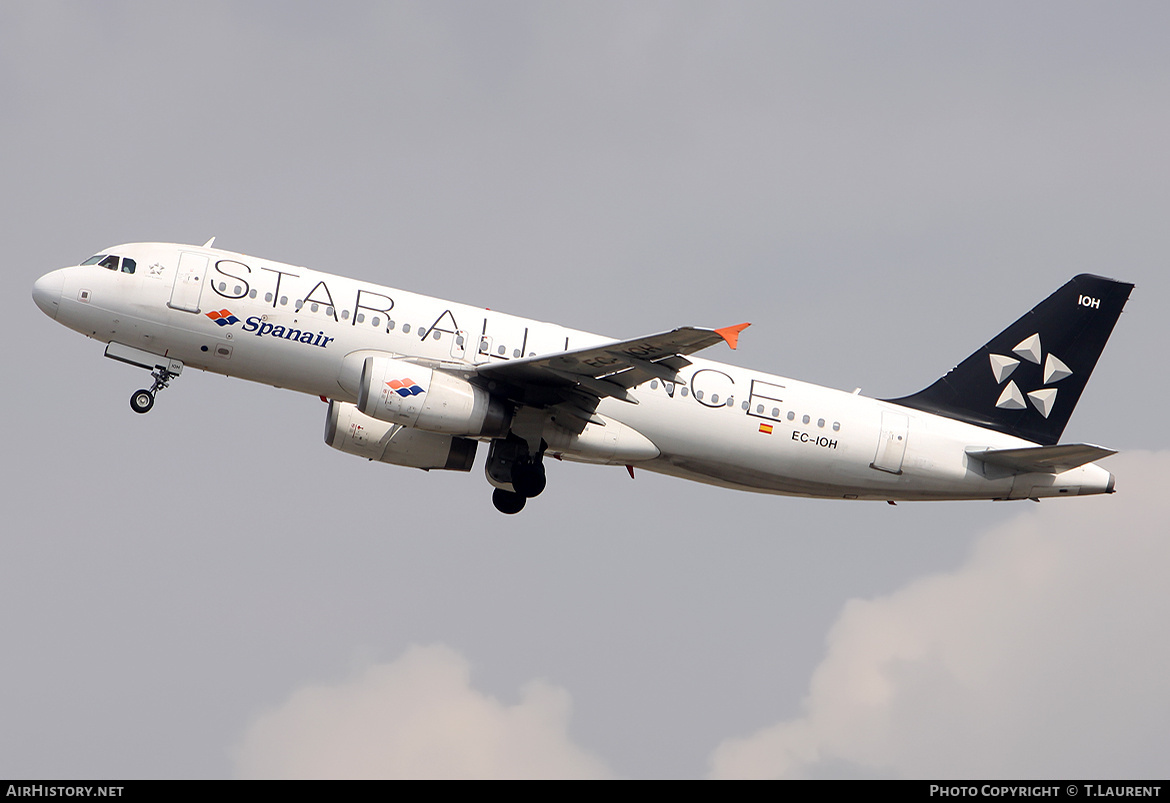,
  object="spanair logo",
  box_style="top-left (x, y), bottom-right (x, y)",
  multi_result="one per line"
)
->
top-left (206, 309), bottom-right (240, 327)
top-left (204, 310), bottom-right (336, 349)
top-left (989, 333), bottom-right (1072, 419)
top-left (387, 378), bottom-right (425, 397)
